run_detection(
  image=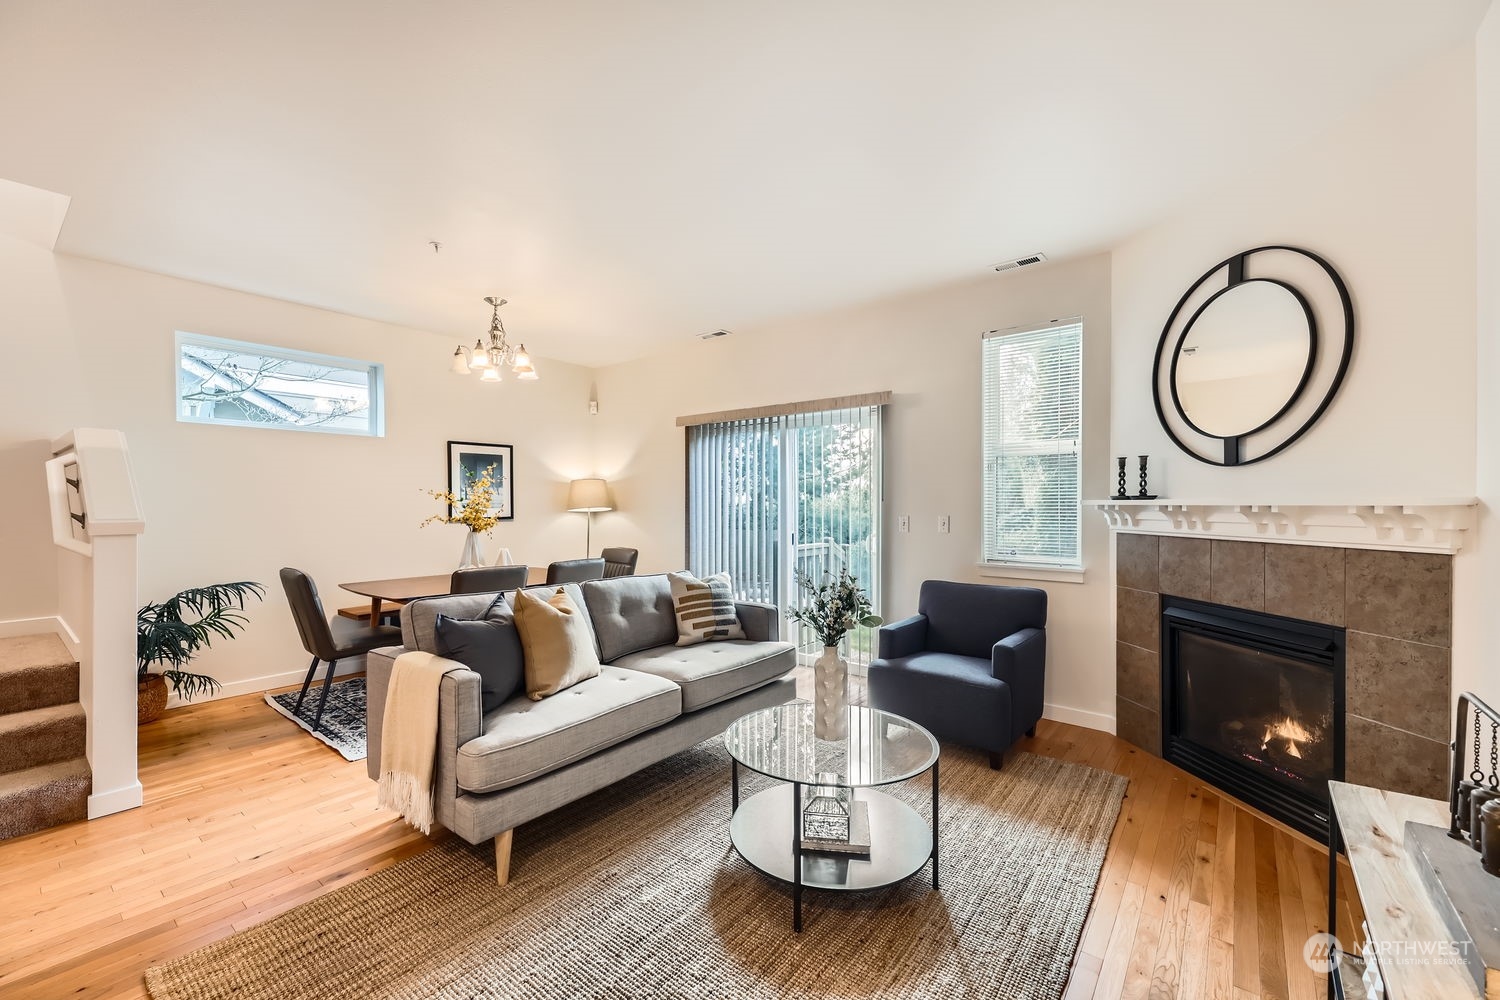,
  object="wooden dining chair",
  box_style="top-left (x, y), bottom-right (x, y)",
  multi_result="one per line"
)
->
top-left (450, 565), bottom-right (529, 594)
top-left (279, 568), bottom-right (401, 734)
